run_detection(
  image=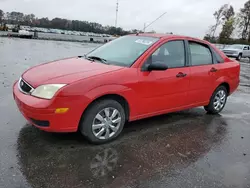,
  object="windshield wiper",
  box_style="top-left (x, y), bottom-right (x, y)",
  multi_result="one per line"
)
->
top-left (85, 55), bottom-right (109, 64)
